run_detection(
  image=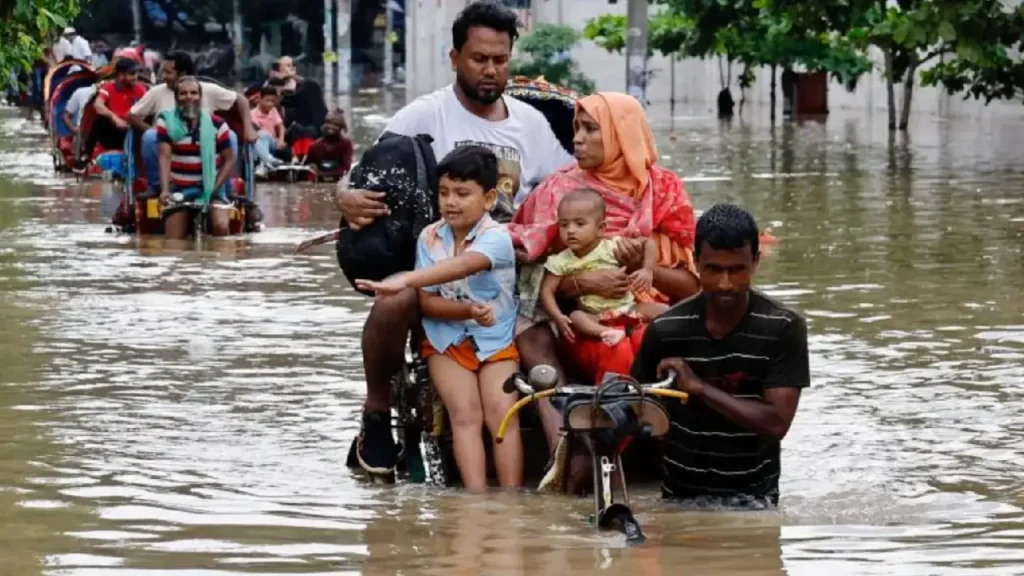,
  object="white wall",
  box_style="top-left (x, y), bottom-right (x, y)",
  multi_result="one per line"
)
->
top-left (405, 0), bottom-right (1023, 120)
